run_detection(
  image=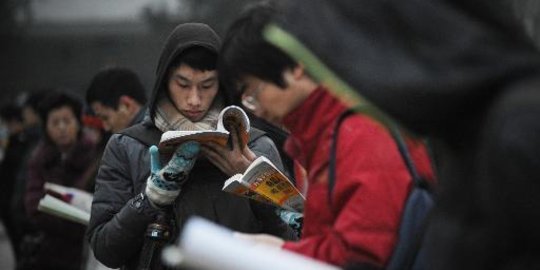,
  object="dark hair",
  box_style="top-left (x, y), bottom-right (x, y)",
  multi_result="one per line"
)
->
top-left (86, 67), bottom-right (147, 109)
top-left (169, 46), bottom-right (218, 72)
top-left (0, 104), bottom-right (23, 122)
top-left (219, 1), bottom-right (297, 95)
top-left (38, 90), bottom-right (83, 141)
top-left (164, 46), bottom-right (222, 104)
top-left (23, 89), bottom-right (51, 111)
